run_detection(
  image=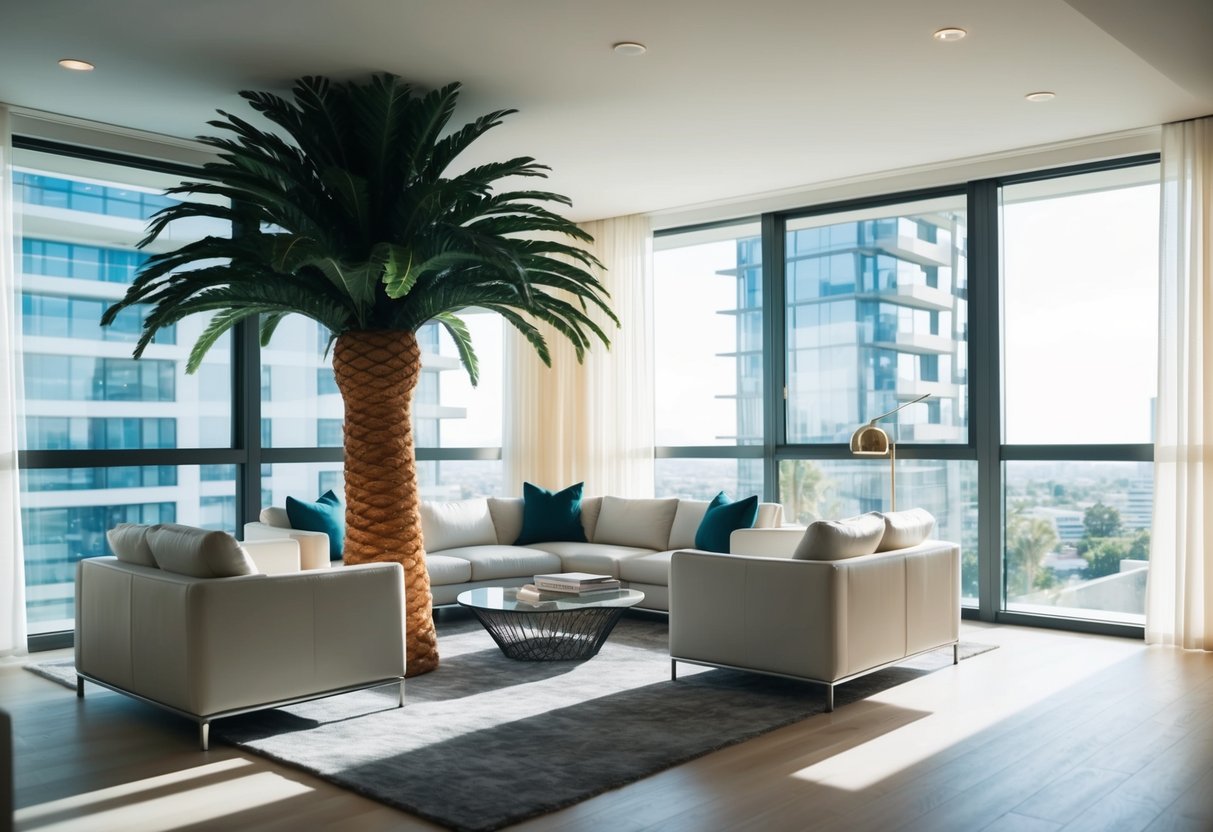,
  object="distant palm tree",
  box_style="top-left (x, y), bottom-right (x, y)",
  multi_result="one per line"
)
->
top-left (1006, 514), bottom-right (1058, 597)
top-left (101, 75), bottom-right (618, 676)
